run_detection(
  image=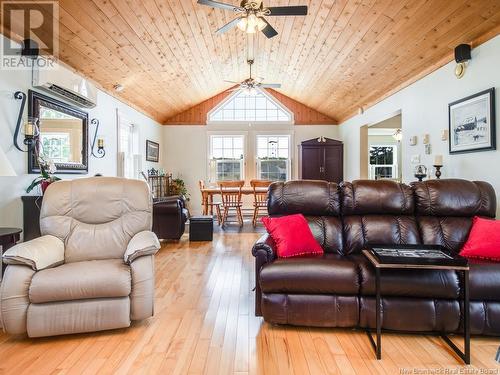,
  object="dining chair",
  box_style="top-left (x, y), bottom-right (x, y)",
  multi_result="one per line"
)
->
top-left (199, 180), bottom-right (222, 224)
top-left (218, 180), bottom-right (244, 226)
top-left (250, 179), bottom-right (272, 227)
